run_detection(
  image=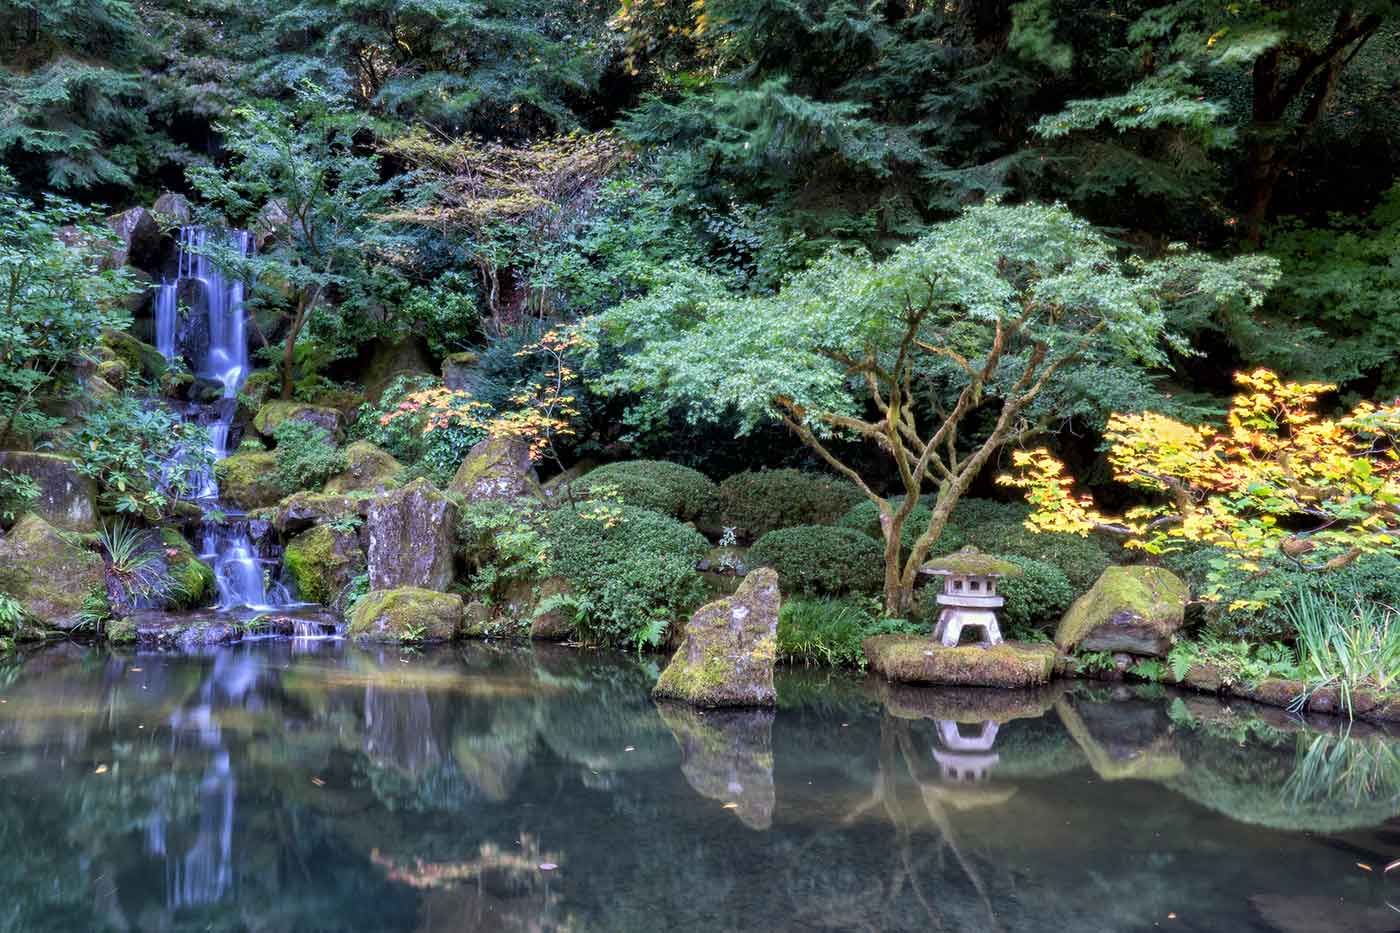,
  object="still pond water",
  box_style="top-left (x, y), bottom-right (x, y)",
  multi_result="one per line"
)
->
top-left (2, 639), bottom-right (1399, 932)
